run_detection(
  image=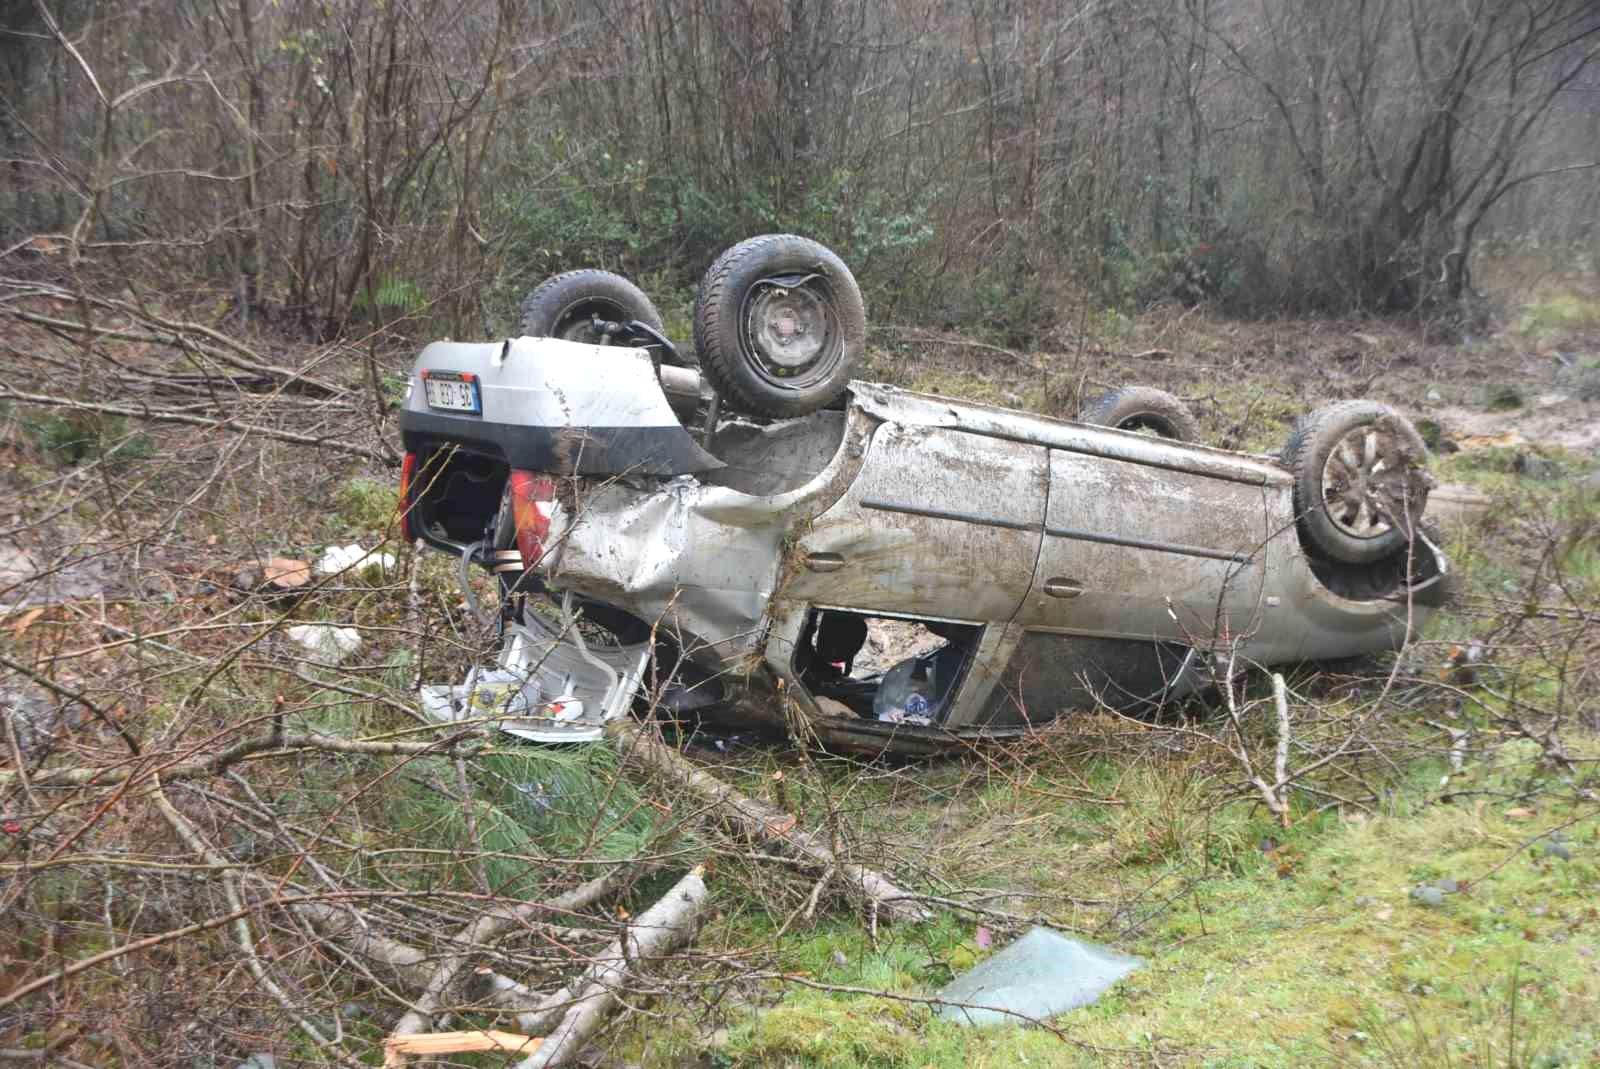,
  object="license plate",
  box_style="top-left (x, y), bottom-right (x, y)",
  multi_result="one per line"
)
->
top-left (421, 370), bottom-right (480, 414)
